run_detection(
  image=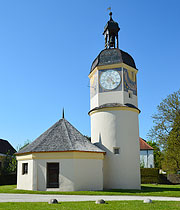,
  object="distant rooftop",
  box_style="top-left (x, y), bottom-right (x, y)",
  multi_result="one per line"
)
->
top-left (0, 139), bottom-right (16, 155)
top-left (139, 137), bottom-right (154, 150)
